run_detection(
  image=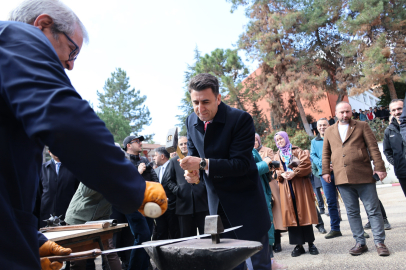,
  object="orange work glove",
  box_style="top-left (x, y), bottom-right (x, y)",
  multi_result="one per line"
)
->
top-left (138, 181), bottom-right (168, 216)
top-left (39, 240), bottom-right (72, 270)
